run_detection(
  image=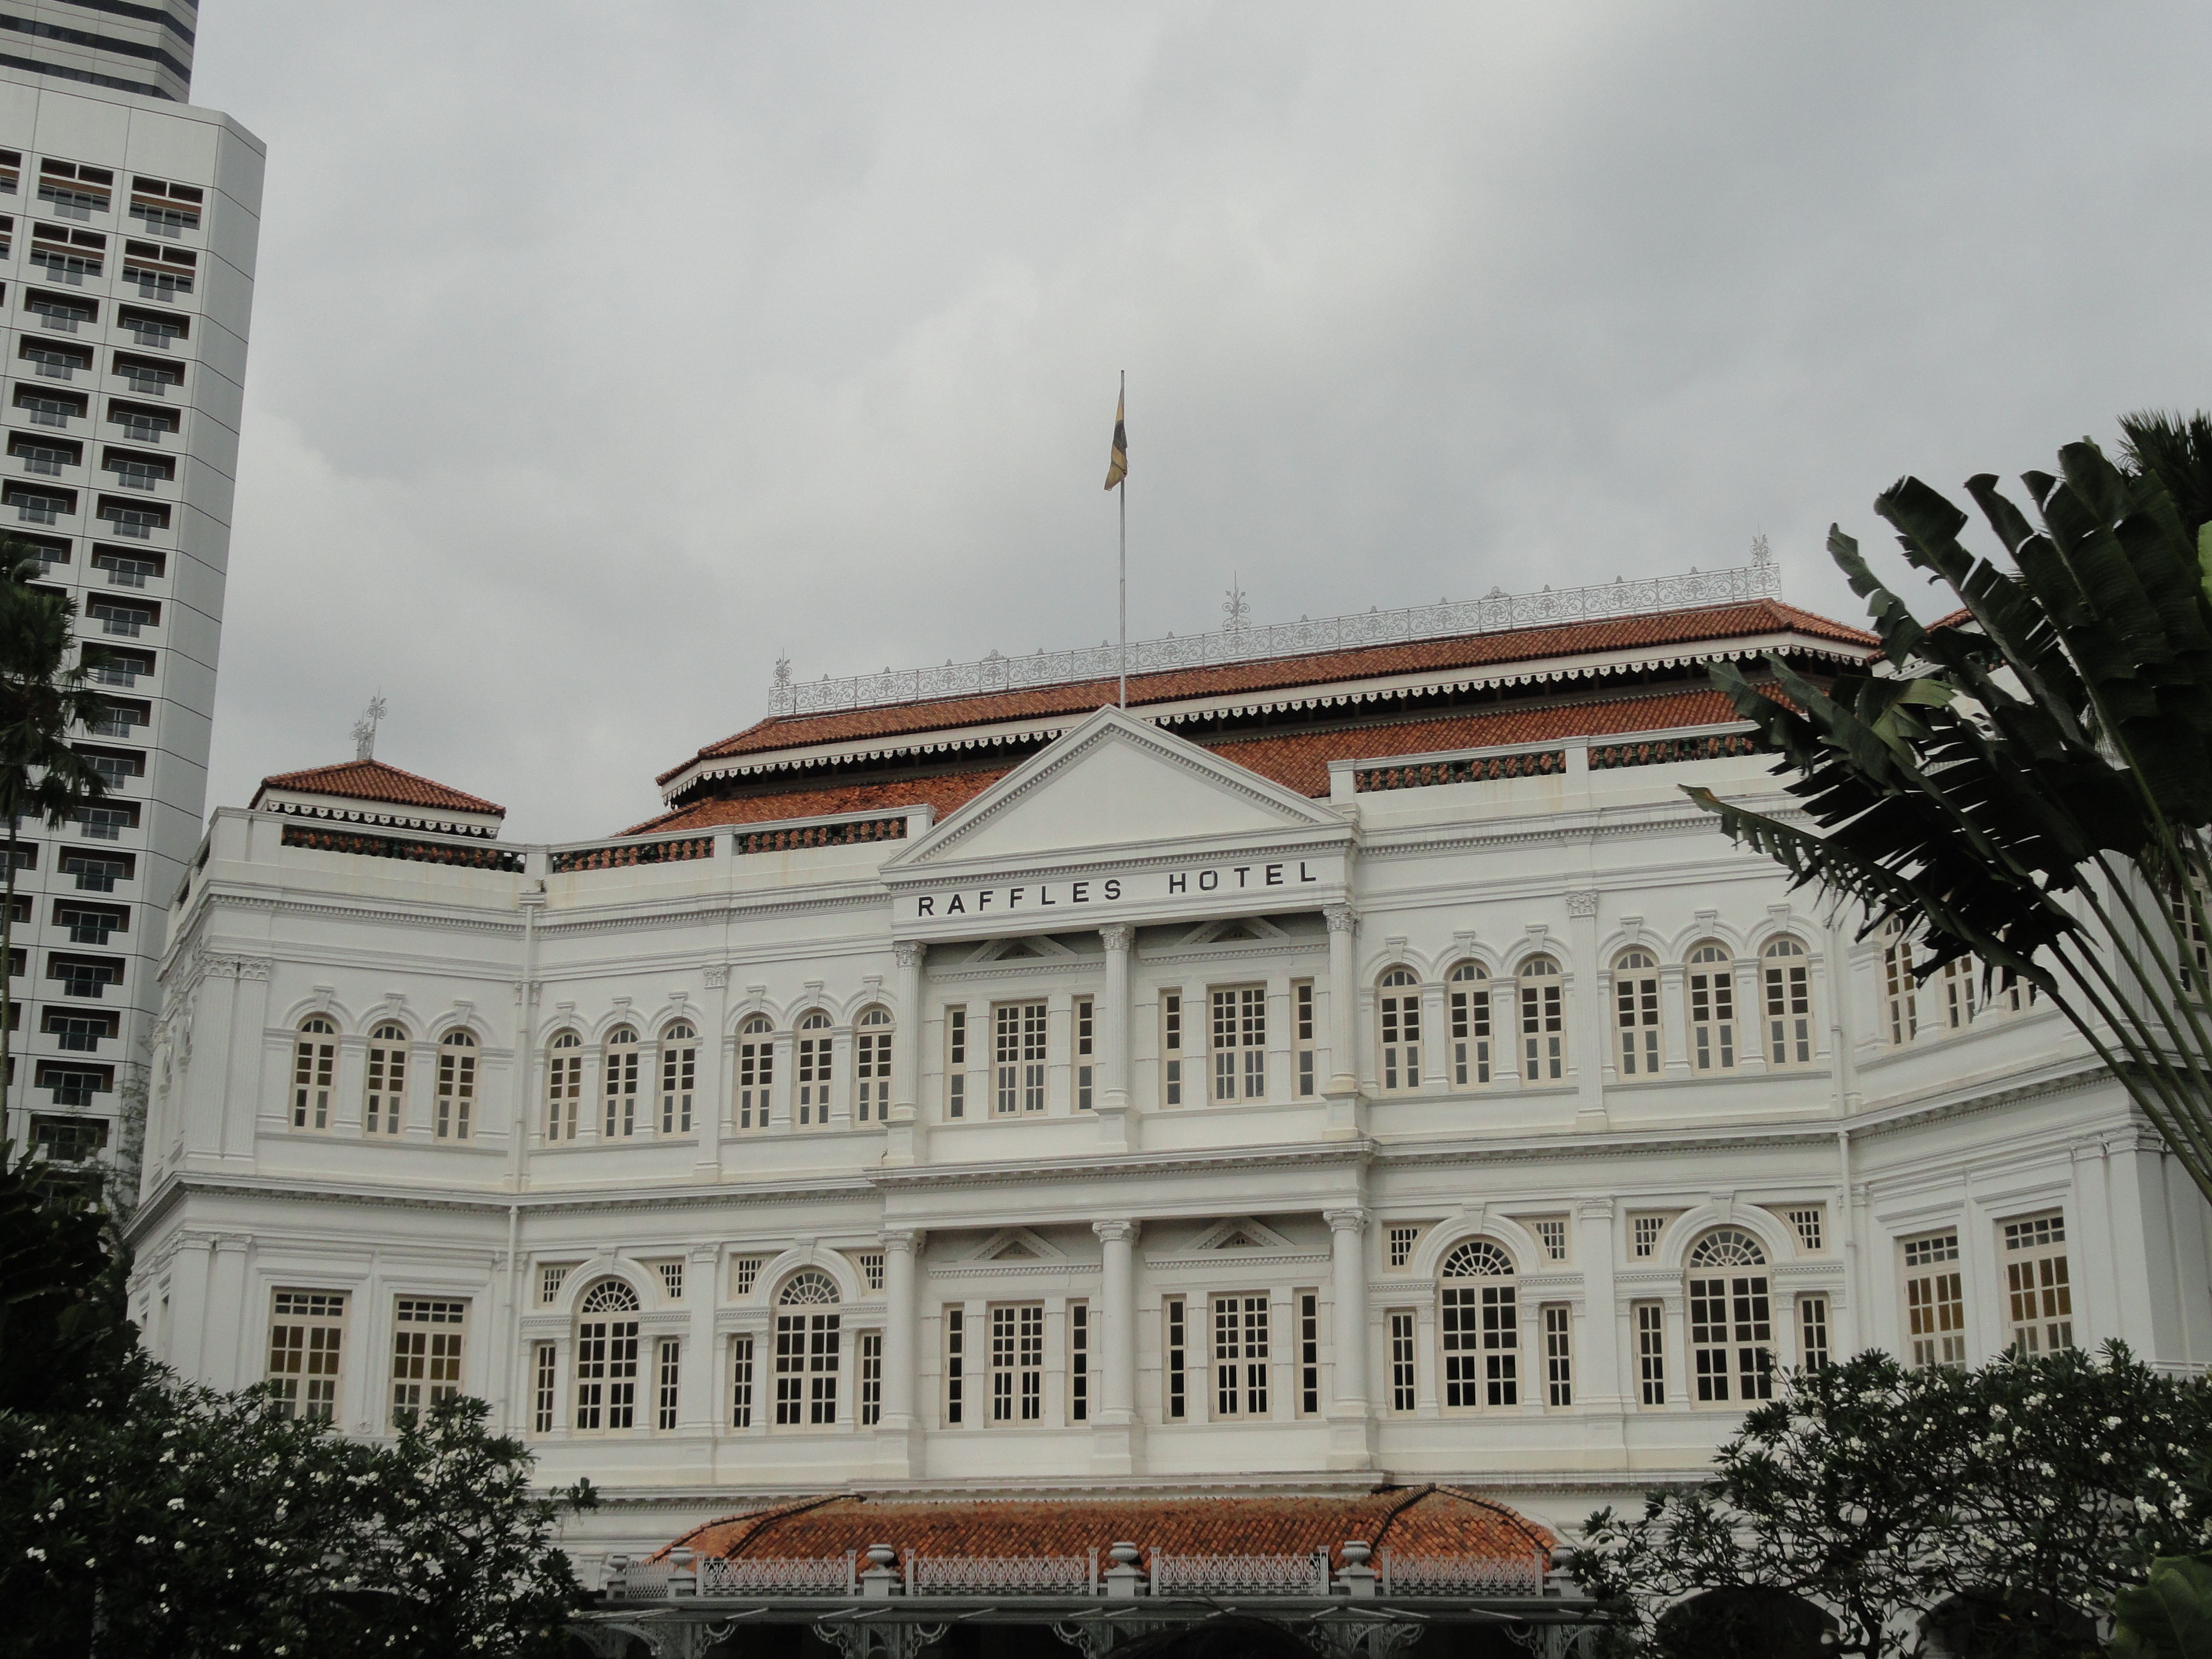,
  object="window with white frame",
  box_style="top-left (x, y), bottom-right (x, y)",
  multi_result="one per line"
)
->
top-left (1211, 986), bottom-right (1265, 1102)
top-left (1902, 1231), bottom-right (1965, 1369)
top-left (1378, 967), bottom-right (1421, 1092)
top-left (574, 1279), bottom-right (640, 1432)
top-left (1519, 956), bottom-right (1565, 1081)
top-left (737, 1016), bottom-right (774, 1130)
top-left (1440, 1239), bottom-right (1517, 1409)
top-left (856, 1251), bottom-right (884, 1292)
top-left (859, 1330), bottom-right (883, 1426)
top-left (1213, 1294), bottom-right (1269, 1418)
top-left (773, 1271), bottom-right (840, 1426)
top-left (1389, 1310), bottom-right (1417, 1412)
top-left (794, 1011), bottom-right (832, 1126)
top-left (1763, 937), bottom-right (1814, 1066)
top-left (544, 1030), bottom-right (581, 1142)
top-left (729, 1333), bottom-right (755, 1428)
top-left (291, 1017), bottom-right (335, 1131)
top-left (994, 1001), bottom-right (1046, 1114)
top-left (390, 1297), bottom-right (464, 1424)
top-left (944, 1005), bottom-right (969, 1119)
top-left (1799, 1294), bottom-right (1831, 1370)
top-left (1163, 1296), bottom-right (1187, 1419)
top-left (539, 1262), bottom-right (575, 1305)
top-left (656, 1260), bottom-right (685, 1301)
top-left (1074, 997), bottom-right (1094, 1111)
top-left (602, 1026), bottom-right (640, 1138)
top-left (944, 1307), bottom-right (966, 1425)
top-left (1881, 922), bottom-right (1918, 1045)
top-left (364, 1021), bottom-right (407, 1136)
top-left (731, 1257), bottom-right (762, 1298)
top-left (1294, 981), bottom-right (1316, 1096)
top-left (532, 1341), bottom-right (557, 1433)
top-left (267, 1289), bottom-right (345, 1421)
top-left (853, 1006), bottom-right (891, 1125)
top-left (1687, 1229), bottom-right (1773, 1404)
top-left (1069, 1301), bottom-right (1090, 1422)
top-left (1785, 1207), bottom-right (1824, 1253)
top-left (1448, 961), bottom-right (1490, 1087)
top-left (1162, 993), bottom-right (1185, 1106)
top-left (1686, 942), bottom-right (1736, 1071)
top-left (990, 1303), bottom-right (1045, 1422)
top-left (2002, 1213), bottom-right (2072, 1354)
top-left (1387, 1225), bottom-right (1419, 1268)
top-left (1298, 1291), bottom-right (1320, 1415)
top-left (435, 1030), bottom-right (476, 1141)
top-left (1533, 1218), bottom-right (1568, 1262)
top-left (1936, 956), bottom-right (1978, 1033)
top-left (660, 1021), bottom-right (696, 1134)
top-left (1614, 949), bottom-right (1661, 1076)
top-left (1631, 1215), bottom-right (1665, 1258)
top-left (654, 1337), bottom-right (681, 1431)
top-left (1635, 1301), bottom-right (1666, 1406)
top-left (2173, 876), bottom-right (2210, 992)
top-left (1542, 1304), bottom-right (1572, 1407)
